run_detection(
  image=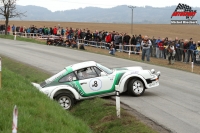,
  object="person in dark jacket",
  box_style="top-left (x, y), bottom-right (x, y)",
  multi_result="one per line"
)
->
top-left (131, 35), bottom-right (136, 53)
top-left (187, 41), bottom-right (197, 62)
top-left (123, 33), bottom-right (131, 52)
top-left (186, 38), bottom-right (193, 63)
